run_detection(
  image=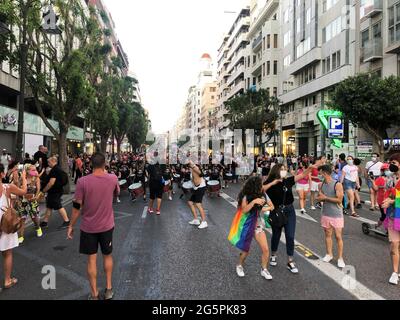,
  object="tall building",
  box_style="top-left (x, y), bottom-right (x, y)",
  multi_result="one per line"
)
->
top-left (244, 0), bottom-right (280, 154)
top-left (200, 82), bottom-right (217, 132)
top-left (278, 0), bottom-right (357, 157)
top-left (213, 7), bottom-right (251, 132)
